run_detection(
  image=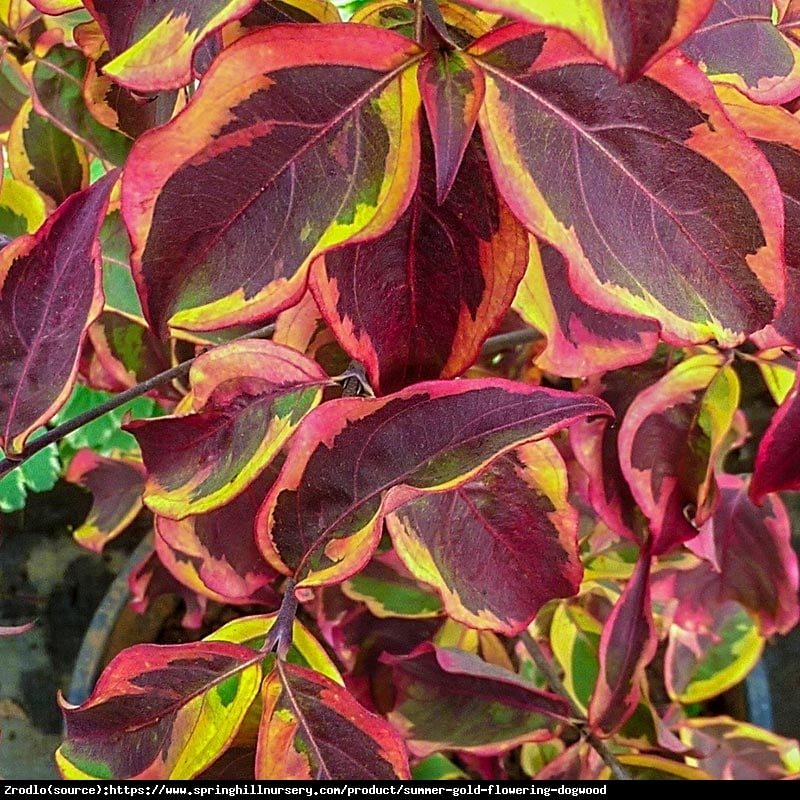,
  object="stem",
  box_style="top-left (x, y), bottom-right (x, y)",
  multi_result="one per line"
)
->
top-left (520, 631), bottom-right (633, 781)
top-left (0, 323), bottom-right (276, 479)
top-left (414, 0), bottom-right (425, 44)
top-left (0, 323), bottom-right (537, 479)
